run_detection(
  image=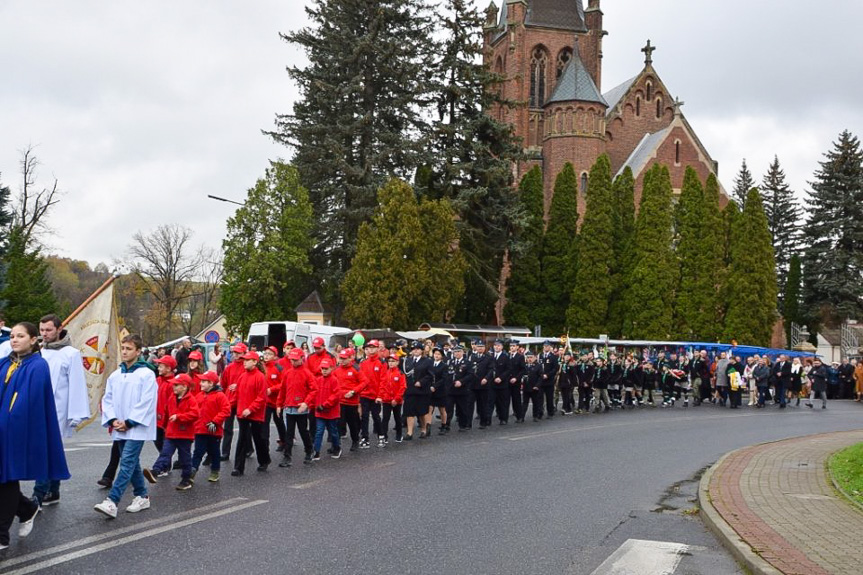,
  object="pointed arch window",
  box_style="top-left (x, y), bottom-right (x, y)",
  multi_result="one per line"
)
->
top-left (556, 48), bottom-right (572, 79)
top-left (581, 173), bottom-right (589, 194)
top-left (529, 47), bottom-right (549, 108)
top-left (646, 82), bottom-right (653, 101)
top-left (636, 97), bottom-right (641, 117)
top-left (656, 98), bottom-right (662, 119)
top-left (674, 139), bottom-right (681, 165)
